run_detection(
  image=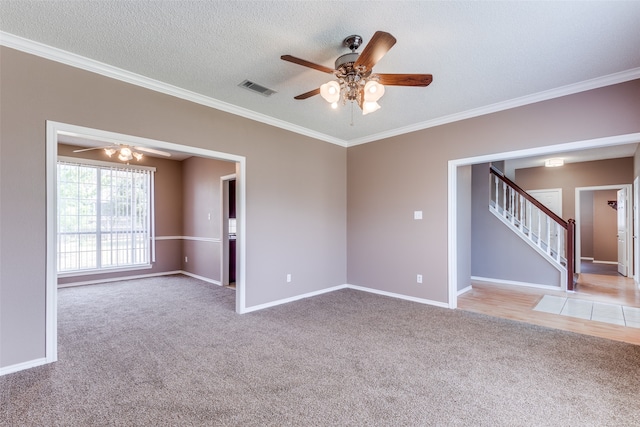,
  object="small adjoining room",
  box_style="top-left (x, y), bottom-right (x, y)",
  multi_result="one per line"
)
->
top-left (1, 2), bottom-right (640, 425)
